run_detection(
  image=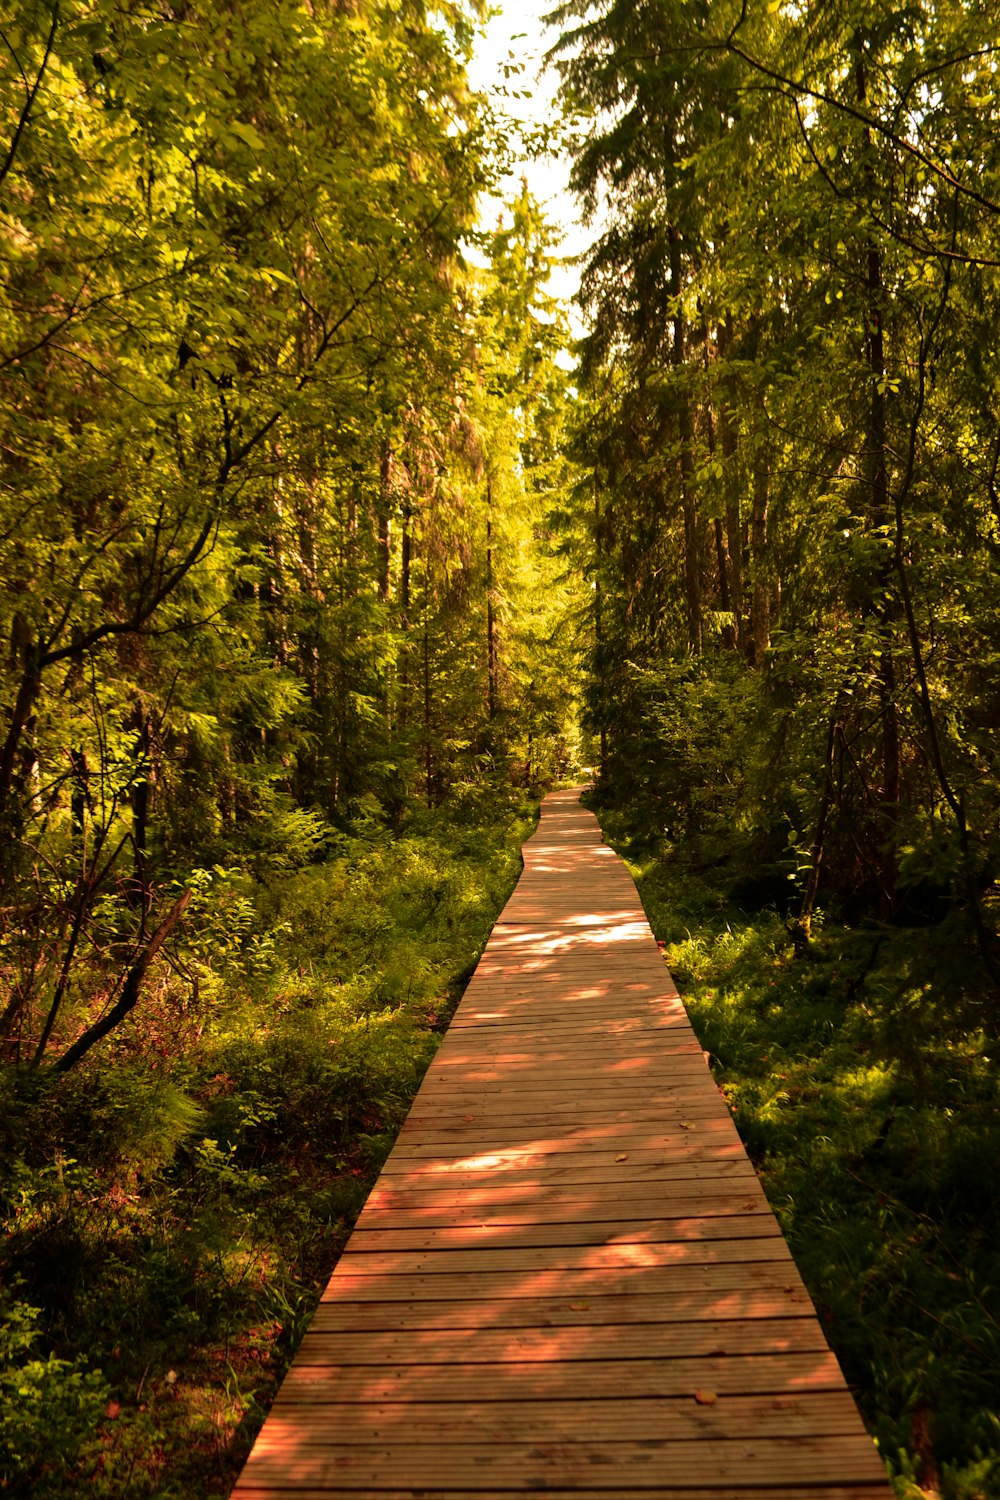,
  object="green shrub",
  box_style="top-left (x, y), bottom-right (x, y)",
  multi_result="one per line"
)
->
top-left (0, 1294), bottom-right (107, 1495)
